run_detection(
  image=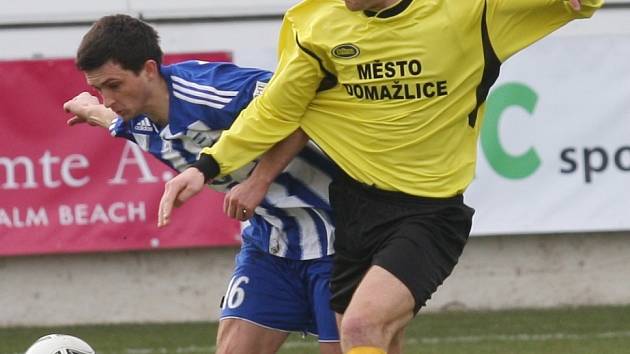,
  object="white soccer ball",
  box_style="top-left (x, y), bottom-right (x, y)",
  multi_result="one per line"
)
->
top-left (24, 334), bottom-right (95, 354)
